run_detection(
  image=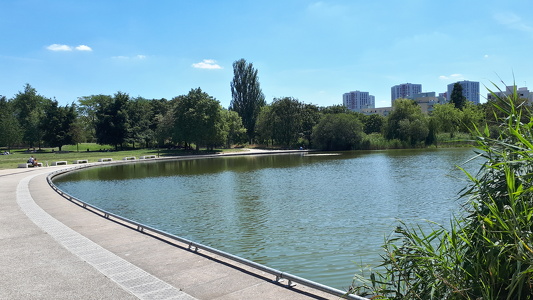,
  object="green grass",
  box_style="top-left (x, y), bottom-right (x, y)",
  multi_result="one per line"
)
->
top-left (0, 143), bottom-right (244, 170)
